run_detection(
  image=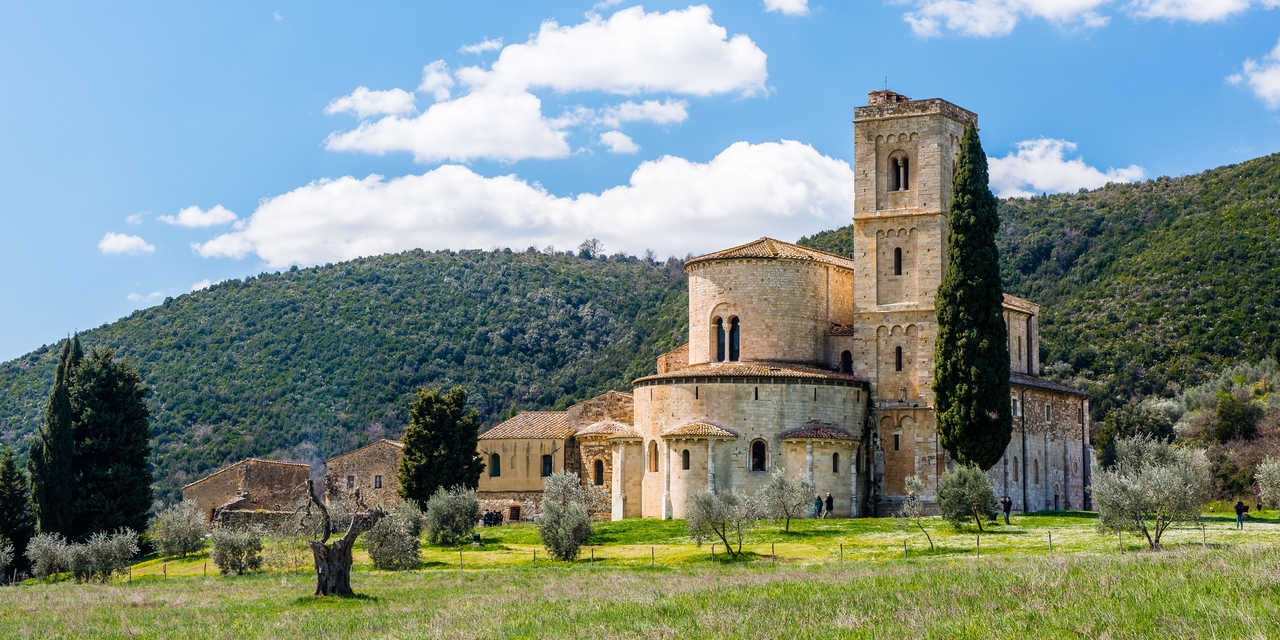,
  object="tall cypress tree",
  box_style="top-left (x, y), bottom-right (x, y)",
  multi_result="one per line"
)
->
top-left (933, 124), bottom-right (1013, 470)
top-left (0, 446), bottom-right (36, 576)
top-left (397, 386), bottom-right (483, 505)
top-left (67, 348), bottom-right (153, 539)
top-left (28, 336), bottom-right (81, 535)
